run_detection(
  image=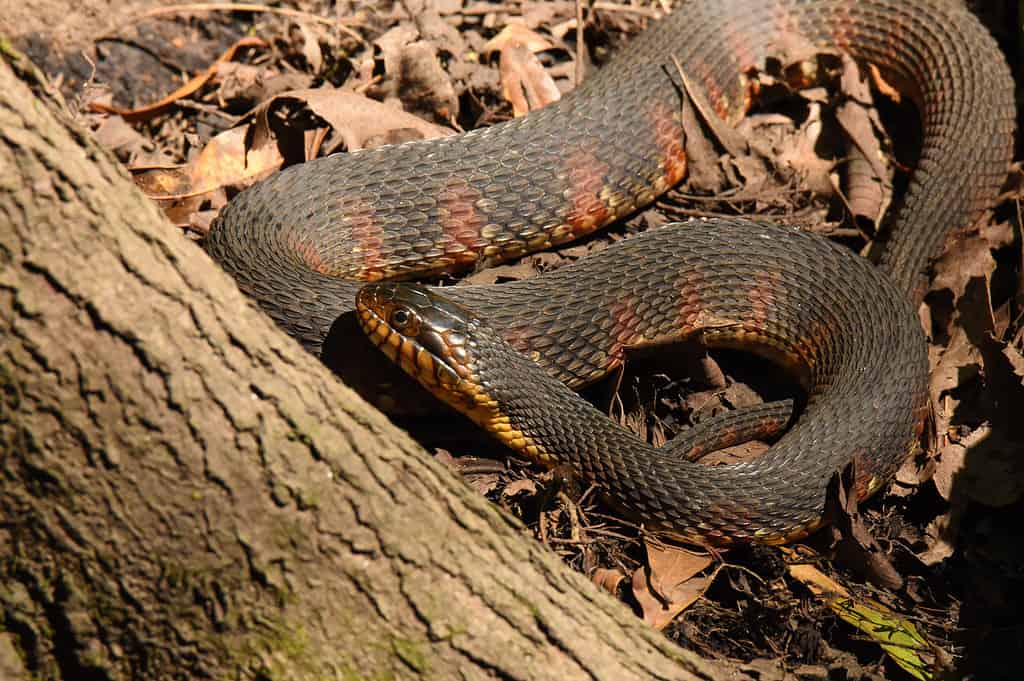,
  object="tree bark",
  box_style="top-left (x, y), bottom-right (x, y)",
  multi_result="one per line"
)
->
top-left (0, 51), bottom-right (784, 680)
